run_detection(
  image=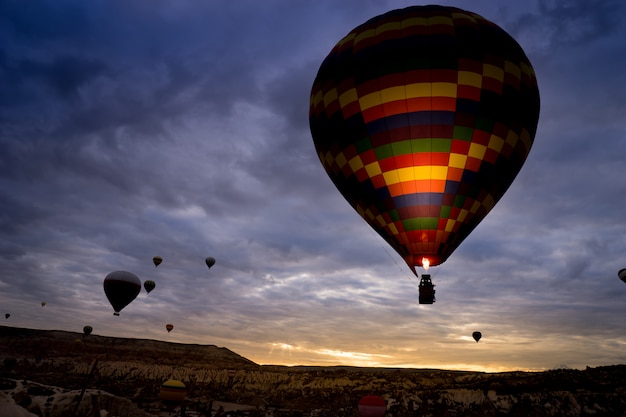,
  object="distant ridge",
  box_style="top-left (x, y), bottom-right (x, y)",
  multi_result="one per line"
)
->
top-left (0, 325), bottom-right (258, 369)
